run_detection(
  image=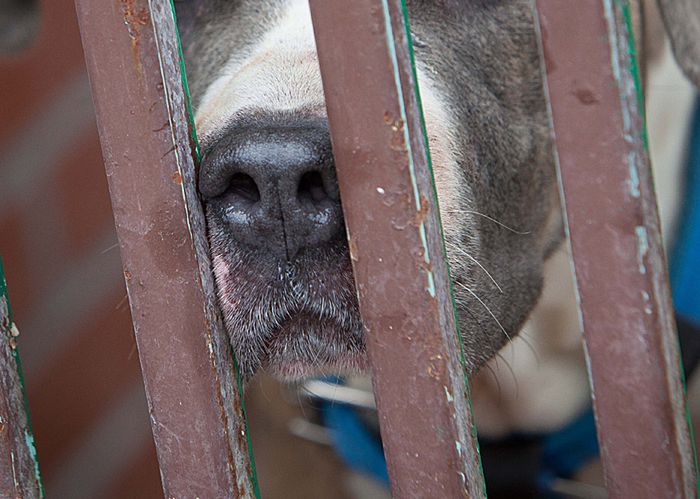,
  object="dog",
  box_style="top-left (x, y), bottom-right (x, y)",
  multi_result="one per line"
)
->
top-left (174, 0), bottom-right (699, 382)
top-left (177, 0), bottom-right (564, 382)
top-left (172, 0), bottom-right (700, 495)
